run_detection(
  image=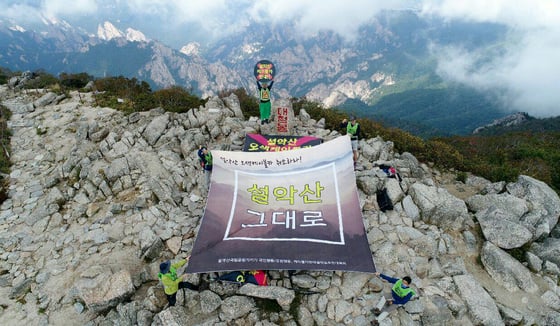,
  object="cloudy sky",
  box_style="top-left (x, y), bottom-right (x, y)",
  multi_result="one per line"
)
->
top-left (1, 0), bottom-right (559, 116)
